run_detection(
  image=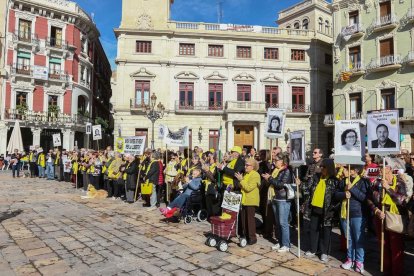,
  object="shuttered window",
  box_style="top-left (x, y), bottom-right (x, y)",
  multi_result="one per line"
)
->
top-left (380, 38), bottom-right (393, 57)
top-left (380, 1), bottom-right (391, 17)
